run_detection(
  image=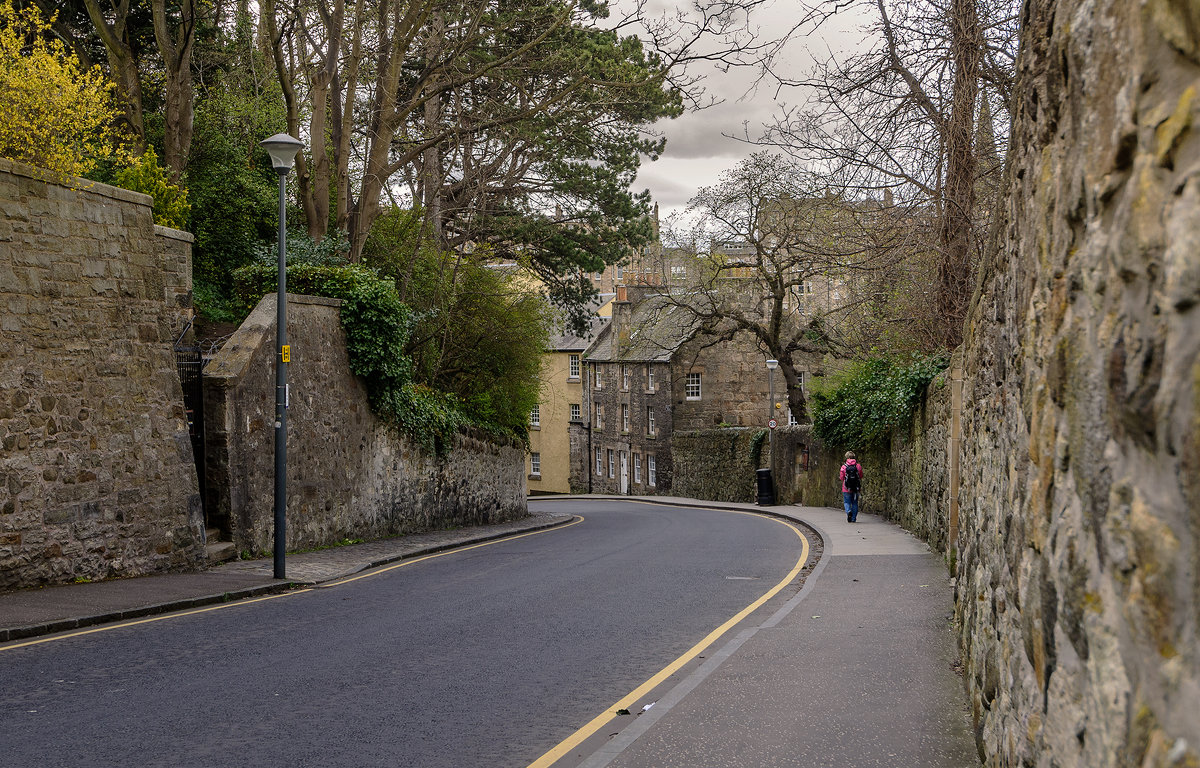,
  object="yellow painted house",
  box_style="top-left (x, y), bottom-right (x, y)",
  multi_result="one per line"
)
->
top-left (527, 322), bottom-right (601, 494)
